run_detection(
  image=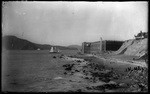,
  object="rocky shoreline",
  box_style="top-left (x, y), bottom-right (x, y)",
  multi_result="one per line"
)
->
top-left (51, 54), bottom-right (148, 92)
